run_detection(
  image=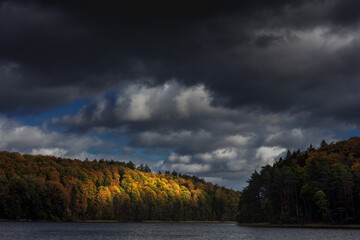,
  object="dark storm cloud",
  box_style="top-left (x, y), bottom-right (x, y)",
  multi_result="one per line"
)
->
top-left (329, 0), bottom-right (360, 25)
top-left (2, 0), bottom-right (360, 118)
